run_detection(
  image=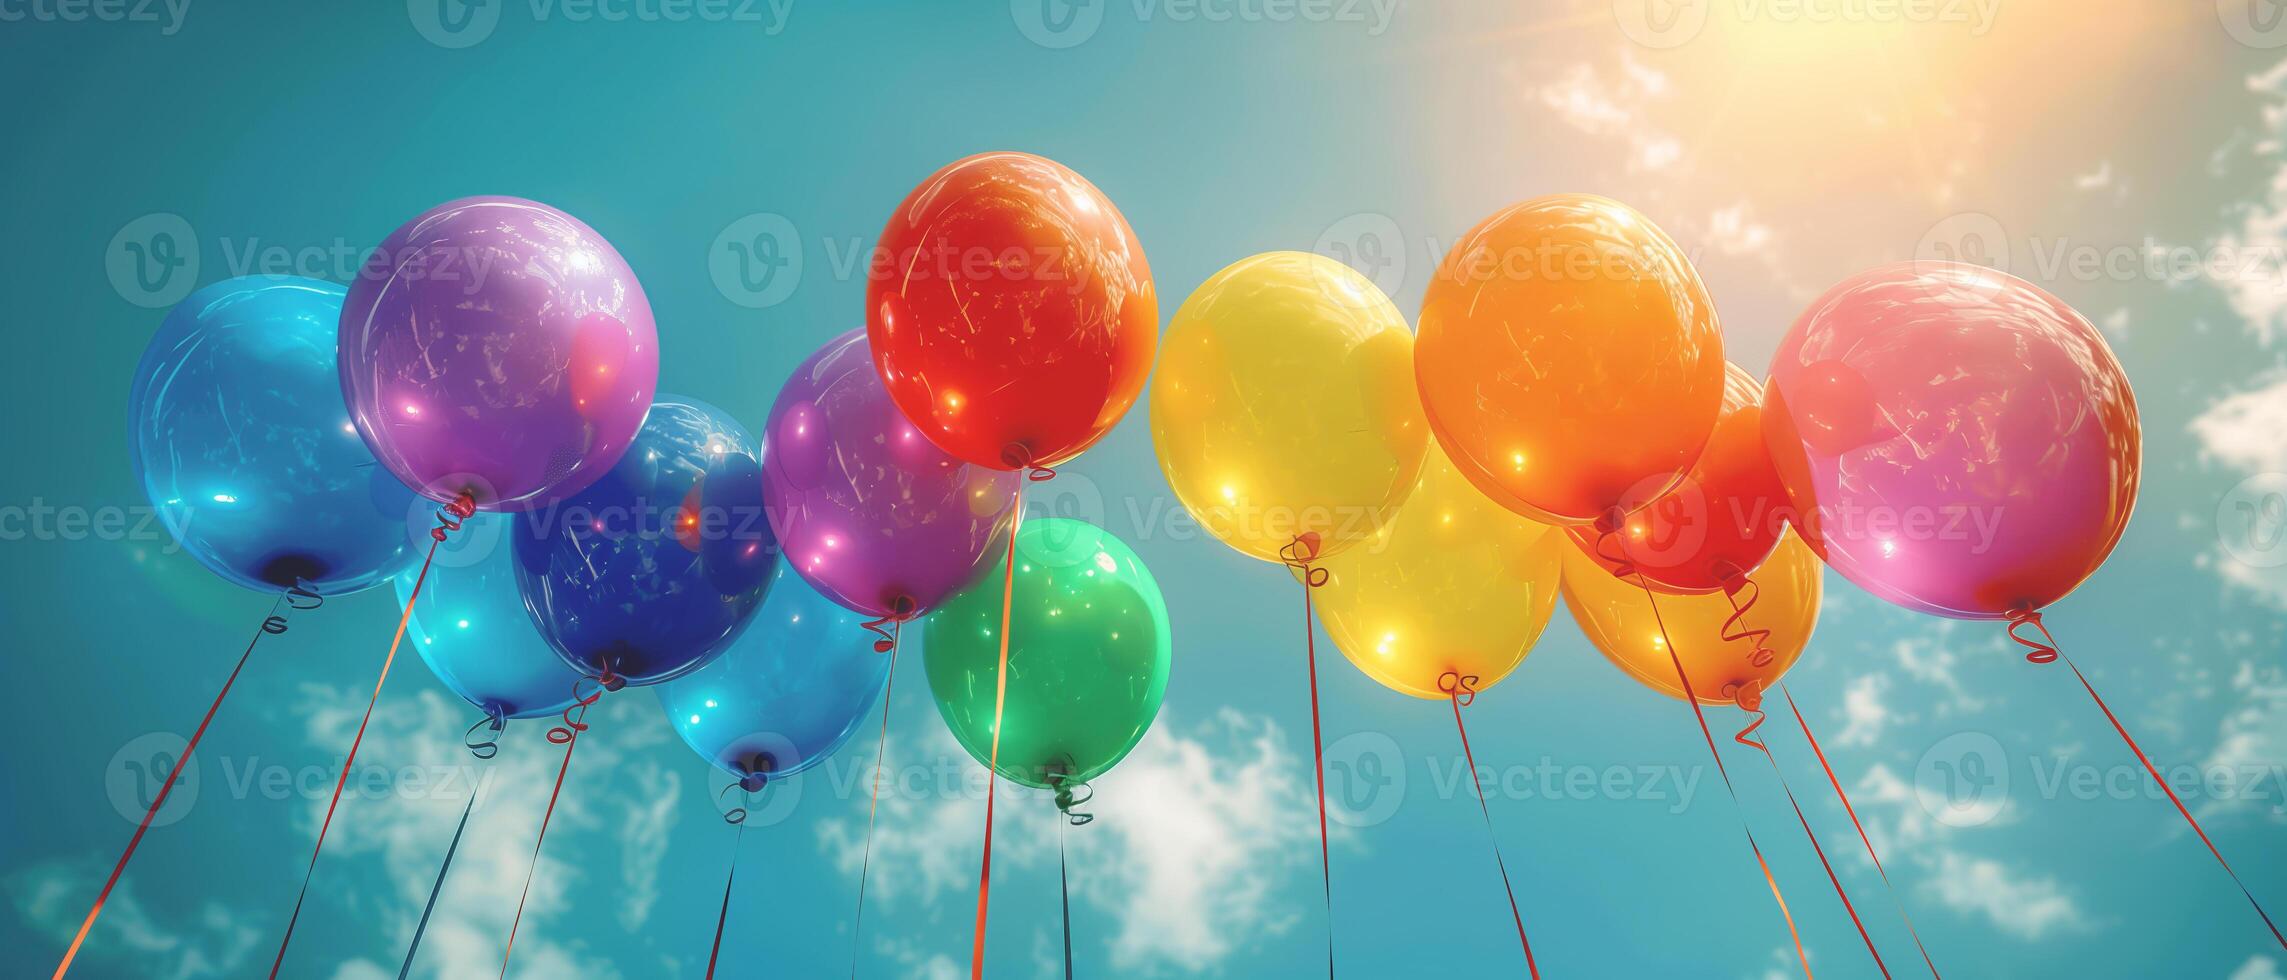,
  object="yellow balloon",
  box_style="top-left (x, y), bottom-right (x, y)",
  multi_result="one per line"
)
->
top-left (1309, 445), bottom-right (1563, 700)
top-left (1150, 252), bottom-right (1429, 563)
top-left (1560, 530), bottom-right (1822, 706)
